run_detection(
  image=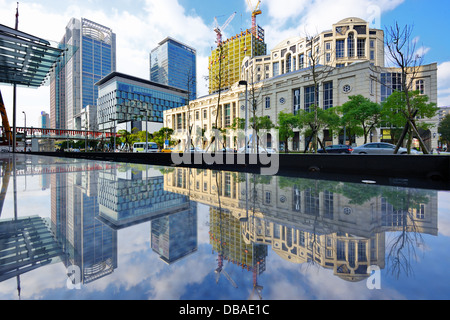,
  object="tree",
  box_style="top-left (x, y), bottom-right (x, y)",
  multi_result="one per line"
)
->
top-left (438, 114), bottom-right (450, 147)
top-left (117, 129), bottom-right (136, 150)
top-left (152, 127), bottom-right (174, 148)
top-left (384, 22), bottom-right (435, 154)
top-left (381, 90), bottom-right (438, 153)
top-left (298, 106), bottom-right (340, 152)
top-left (339, 95), bottom-right (382, 144)
top-left (277, 112), bottom-right (300, 153)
